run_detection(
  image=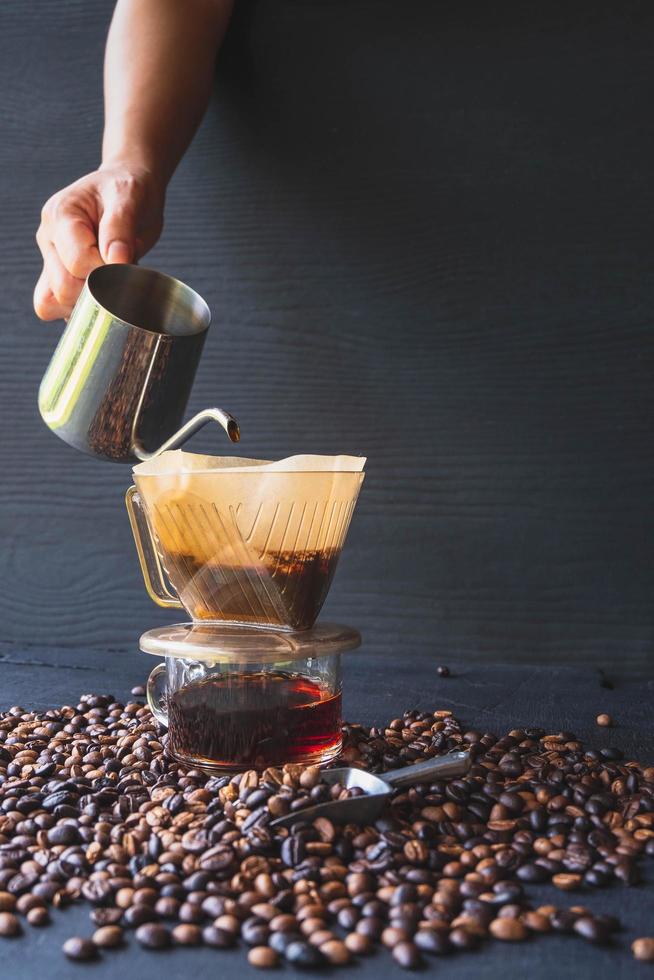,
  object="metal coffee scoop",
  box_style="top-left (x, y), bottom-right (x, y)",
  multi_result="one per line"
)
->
top-left (39, 264), bottom-right (239, 462)
top-left (270, 750), bottom-right (470, 828)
